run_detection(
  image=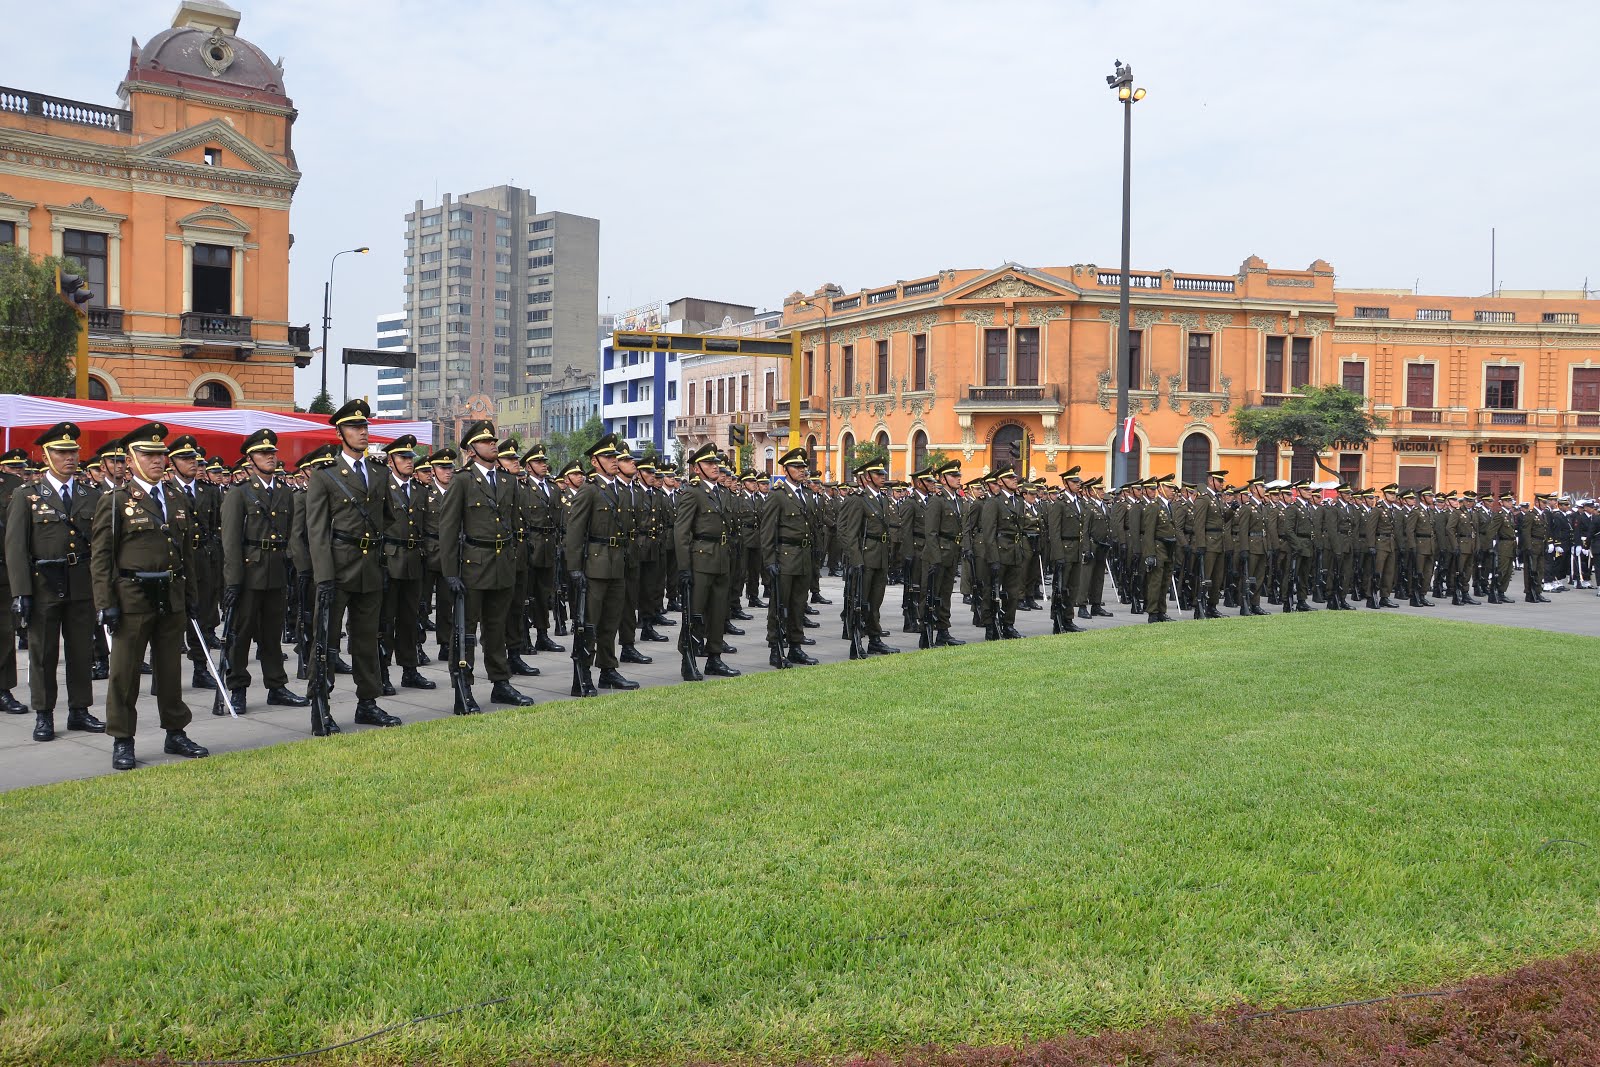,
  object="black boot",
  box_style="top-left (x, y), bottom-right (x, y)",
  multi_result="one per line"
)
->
top-left (354, 699), bottom-right (402, 727)
top-left (111, 737), bottom-right (135, 770)
top-left (1380, 597), bottom-right (1399, 608)
top-left (984, 622), bottom-right (1000, 641)
top-left (769, 646), bottom-right (788, 669)
top-left (867, 638), bottom-right (900, 654)
top-left (401, 668), bottom-right (437, 690)
top-left (1061, 617), bottom-right (1085, 633)
top-left (934, 629), bottom-right (965, 646)
top-left (32, 711), bottom-right (54, 741)
top-left (730, 607), bottom-right (753, 621)
top-left (92, 657), bottom-right (109, 681)
top-left (718, 641), bottom-right (737, 655)
top-left (810, 592), bottom-right (832, 605)
top-left (0, 690), bottom-right (24, 715)
top-left (748, 596), bottom-right (767, 608)
top-left (535, 632), bottom-right (566, 653)
top-left (223, 688), bottom-right (247, 717)
top-left (620, 645), bottom-right (653, 665)
top-left (1092, 605), bottom-right (1114, 618)
top-left (267, 687), bottom-right (310, 708)
top-left (380, 670), bottom-right (397, 697)
top-left (490, 681), bottom-right (533, 705)
top-left (1000, 625), bottom-right (1023, 640)
top-left (507, 654), bottom-right (541, 677)
top-left (704, 657), bottom-right (741, 677)
top-left (787, 647), bottom-right (818, 665)
top-left (1077, 606), bottom-right (1091, 620)
top-left (191, 666), bottom-right (216, 691)
top-left (639, 625), bottom-right (669, 643)
top-left (331, 654), bottom-right (353, 675)
top-left (599, 668), bottom-right (640, 690)
top-left (164, 731), bottom-right (209, 758)
top-left (453, 691), bottom-right (482, 715)
top-left (66, 707), bottom-right (105, 732)
top-left (1417, 596), bottom-right (1434, 607)
top-left (1366, 595), bottom-right (1378, 609)
top-left (724, 623), bottom-right (745, 636)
